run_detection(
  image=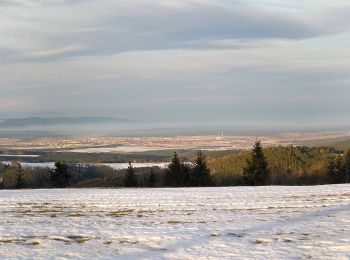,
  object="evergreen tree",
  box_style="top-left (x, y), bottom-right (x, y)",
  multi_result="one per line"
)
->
top-left (328, 155), bottom-right (345, 183)
top-left (334, 156), bottom-right (345, 183)
top-left (191, 150), bottom-right (213, 186)
top-left (243, 141), bottom-right (270, 185)
top-left (13, 161), bottom-right (25, 189)
top-left (327, 155), bottom-right (336, 183)
top-left (165, 152), bottom-right (186, 186)
top-left (181, 163), bottom-right (191, 186)
top-left (344, 150), bottom-right (350, 183)
top-left (147, 169), bottom-right (156, 187)
top-left (50, 162), bottom-right (71, 188)
top-left (124, 162), bottom-right (137, 187)
top-left (333, 155), bottom-right (345, 183)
